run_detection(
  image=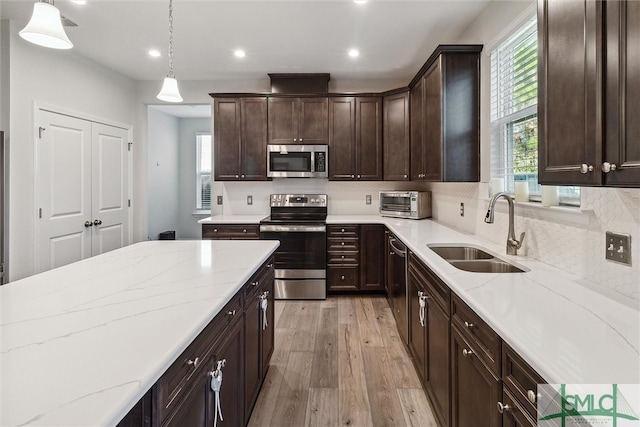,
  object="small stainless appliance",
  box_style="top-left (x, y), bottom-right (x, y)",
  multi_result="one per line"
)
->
top-left (267, 145), bottom-right (328, 178)
top-left (379, 191), bottom-right (432, 219)
top-left (260, 194), bottom-right (327, 299)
